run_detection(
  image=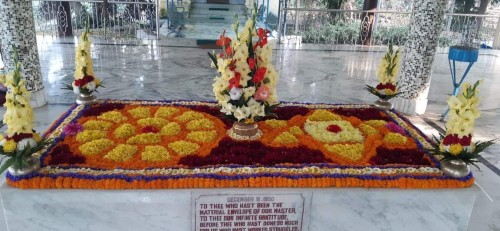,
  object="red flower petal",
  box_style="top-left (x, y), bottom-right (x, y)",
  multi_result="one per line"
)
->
top-left (252, 67), bottom-right (267, 83)
top-left (327, 124), bottom-right (342, 133)
top-left (141, 126), bottom-right (159, 133)
top-left (248, 57), bottom-right (256, 70)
